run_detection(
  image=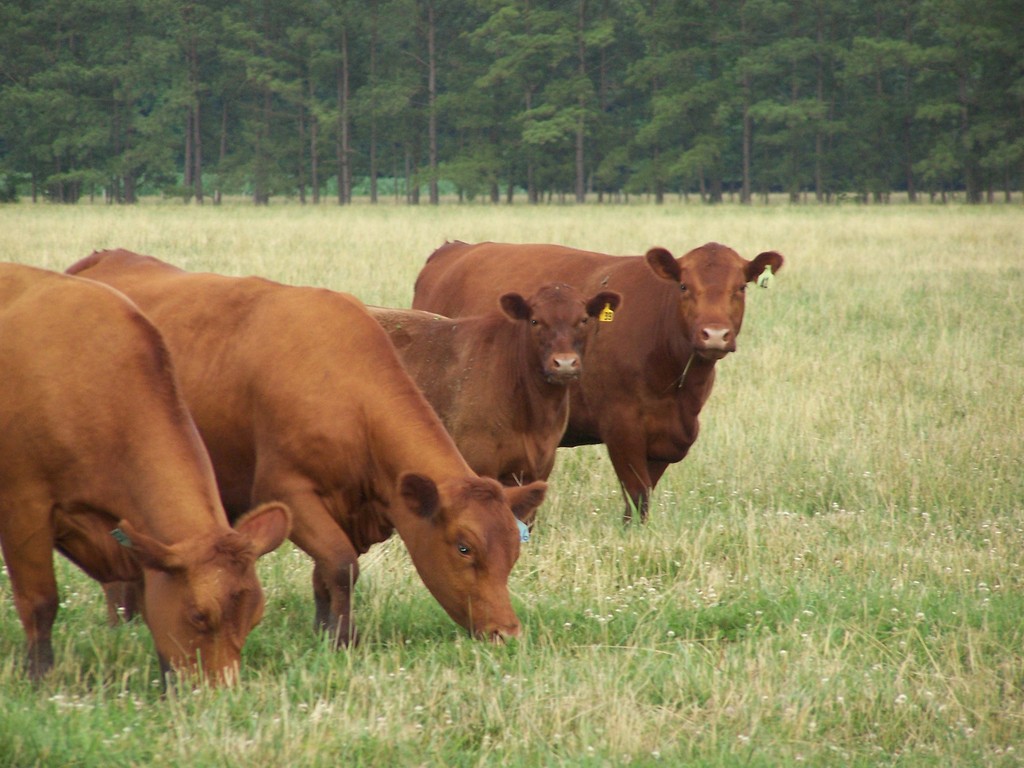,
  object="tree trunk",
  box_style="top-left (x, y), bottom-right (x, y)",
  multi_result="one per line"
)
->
top-left (190, 39), bottom-right (203, 204)
top-left (814, 6), bottom-right (824, 202)
top-left (960, 71), bottom-right (980, 204)
top-left (192, 100), bottom-right (203, 203)
top-left (526, 88), bottom-right (538, 204)
top-left (741, 78), bottom-right (752, 204)
top-left (309, 77), bottom-right (319, 204)
top-left (215, 100), bottom-right (227, 205)
top-left (740, 0), bottom-right (752, 205)
top-left (788, 82), bottom-right (800, 203)
top-left (654, 147), bottom-right (664, 204)
top-left (575, 0), bottom-right (586, 204)
top-left (427, 1), bottom-right (439, 205)
top-left (369, 0), bottom-right (379, 204)
top-left (336, 27), bottom-right (351, 205)
top-left (297, 108), bottom-right (307, 204)
top-left (902, 9), bottom-right (916, 202)
top-left (184, 105), bottom-right (194, 197)
top-left (253, 89), bottom-right (271, 205)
